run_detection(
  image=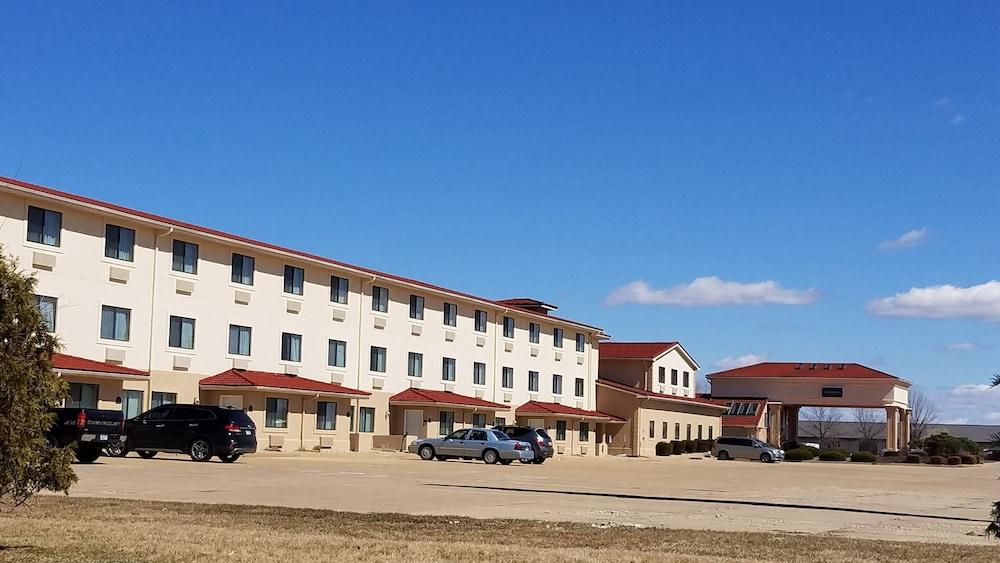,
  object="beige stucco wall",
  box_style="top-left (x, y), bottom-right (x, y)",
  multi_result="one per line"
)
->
top-left (709, 377), bottom-right (909, 408)
top-left (514, 415), bottom-right (607, 456)
top-left (596, 386), bottom-right (722, 457)
top-left (598, 347), bottom-right (697, 400)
